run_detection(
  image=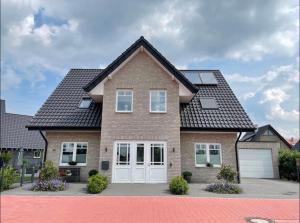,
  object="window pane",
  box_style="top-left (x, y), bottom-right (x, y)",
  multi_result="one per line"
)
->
top-left (119, 145), bottom-right (127, 162)
top-left (62, 143), bottom-right (74, 163)
top-left (196, 144), bottom-right (206, 165)
top-left (76, 144), bottom-right (87, 163)
top-left (209, 144), bottom-right (221, 165)
top-left (117, 143), bottom-right (130, 165)
top-left (151, 91), bottom-right (166, 112)
top-left (136, 144), bottom-right (144, 165)
top-left (117, 91), bottom-right (132, 111)
top-left (151, 144), bottom-right (164, 165)
top-left (79, 98), bottom-right (92, 108)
